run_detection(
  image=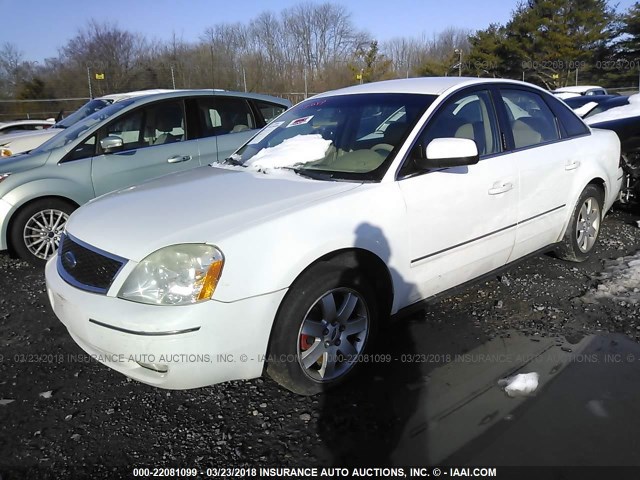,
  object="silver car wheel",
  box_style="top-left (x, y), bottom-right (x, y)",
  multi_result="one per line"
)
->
top-left (23, 208), bottom-right (69, 260)
top-left (575, 196), bottom-right (601, 253)
top-left (297, 287), bottom-right (369, 382)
